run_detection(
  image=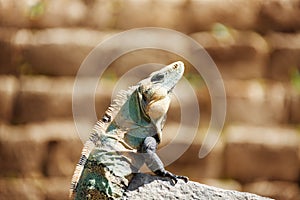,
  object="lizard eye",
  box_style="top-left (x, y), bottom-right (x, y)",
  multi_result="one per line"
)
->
top-left (151, 73), bottom-right (164, 83)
